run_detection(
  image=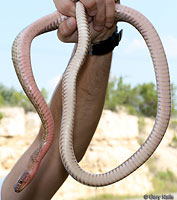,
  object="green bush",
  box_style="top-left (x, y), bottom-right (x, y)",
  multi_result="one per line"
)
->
top-left (104, 77), bottom-right (118, 111)
top-left (0, 112), bottom-right (3, 120)
top-left (169, 120), bottom-right (177, 130)
top-left (105, 76), bottom-right (139, 112)
top-left (138, 117), bottom-right (146, 134)
top-left (169, 134), bottom-right (177, 148)
top-left (0, 83), bottom-right (48, 112)
top-left (152, 169), bottom-right (177, 193)
top-left (104, 77), bottom-right (177, 117)
top-left (136, 83), bottom-right (157, 117)
top-left (127, 105), bottom-right (137, 115)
